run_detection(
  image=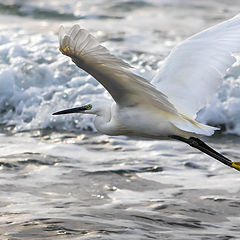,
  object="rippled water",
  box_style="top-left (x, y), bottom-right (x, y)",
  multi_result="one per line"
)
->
top-left (1, 130), bottom-right (240, 239)
top-left (0, 0), bottom-right (240, 239)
